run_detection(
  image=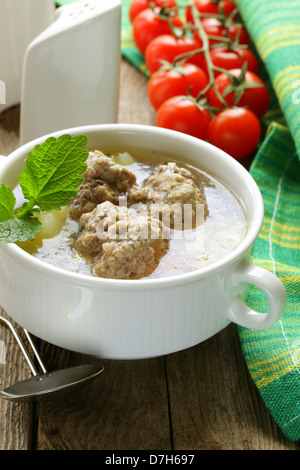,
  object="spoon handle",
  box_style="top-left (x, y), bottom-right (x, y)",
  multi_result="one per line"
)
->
top-left (23, 328), bottom-right (47, 374)
top-left (0, 315), bottom-right (42, 377)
